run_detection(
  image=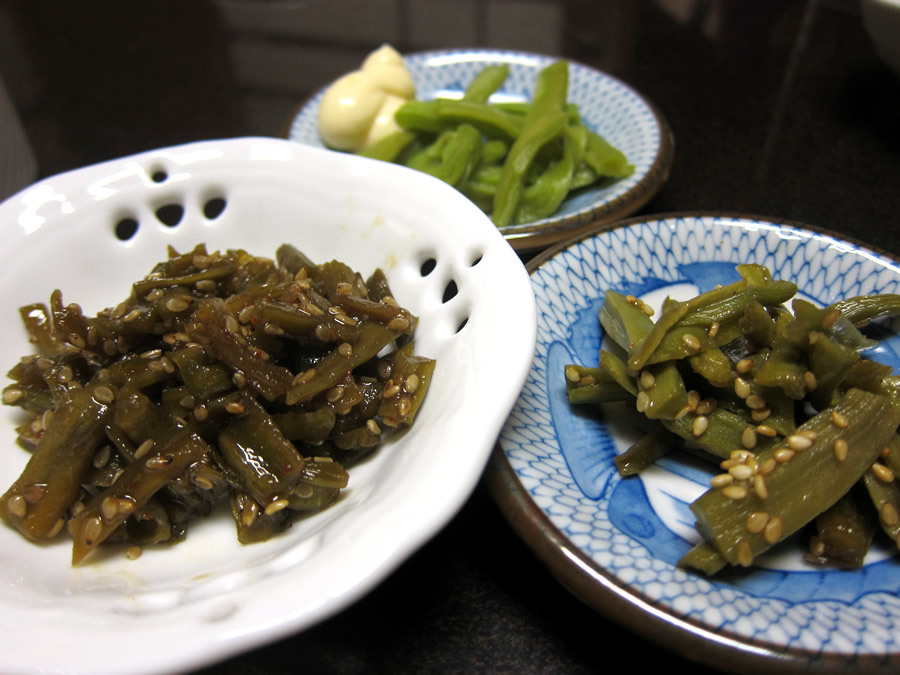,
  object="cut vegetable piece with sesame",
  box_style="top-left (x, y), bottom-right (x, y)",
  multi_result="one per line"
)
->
top-left (689, 388), bottom-right (900, 569)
